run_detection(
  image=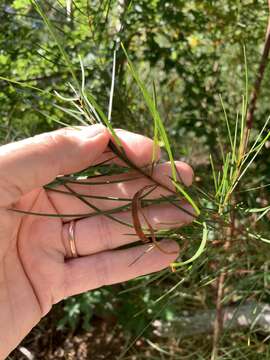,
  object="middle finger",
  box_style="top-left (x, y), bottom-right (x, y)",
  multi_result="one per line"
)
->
top-left (47, 161), bottom-right (194, 220)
